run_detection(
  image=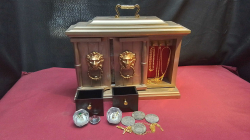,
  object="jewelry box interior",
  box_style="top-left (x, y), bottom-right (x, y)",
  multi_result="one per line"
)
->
top-left (147, 39), bottom-right (176, 88)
